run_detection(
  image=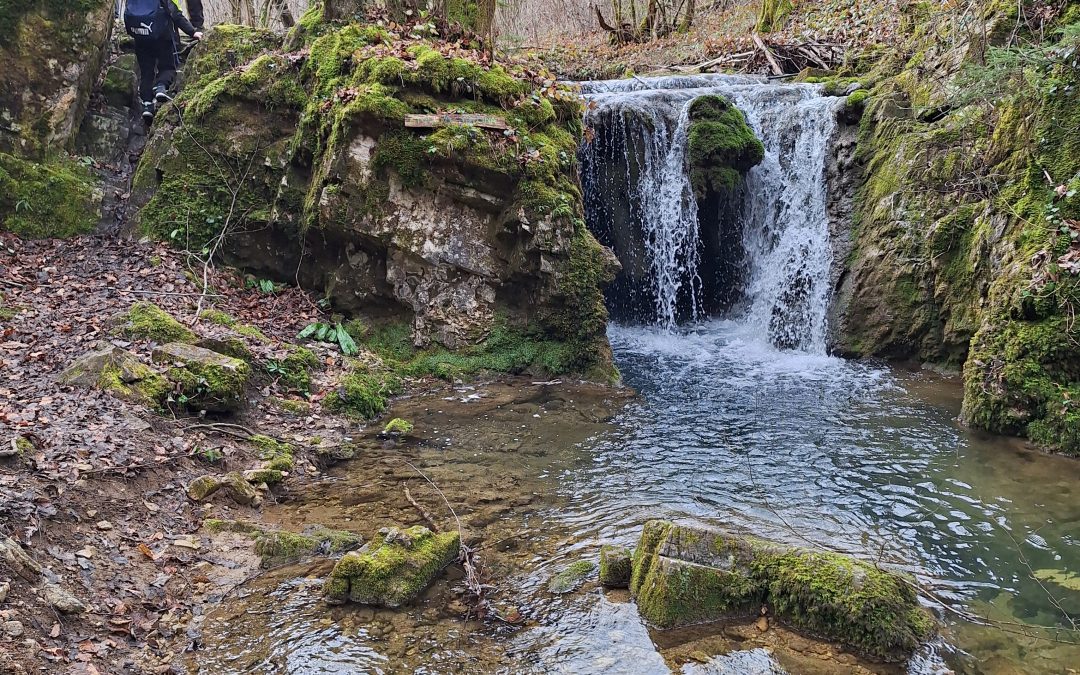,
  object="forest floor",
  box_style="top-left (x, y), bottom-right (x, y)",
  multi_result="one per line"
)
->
top-left (525, 0), bottom-right (904, 79)
top-left (0, 232), bottom-right (461, 673)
